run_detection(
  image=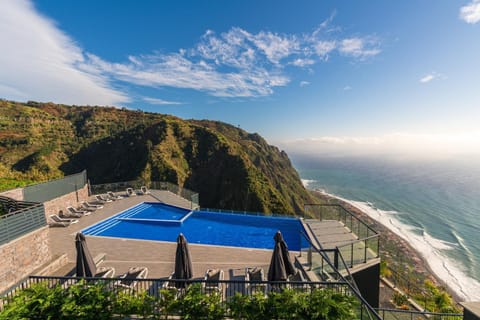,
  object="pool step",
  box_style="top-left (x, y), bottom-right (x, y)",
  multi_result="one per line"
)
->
top-left (83, 203), bottom-right (152, 235)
